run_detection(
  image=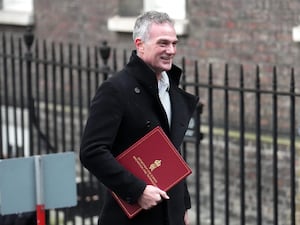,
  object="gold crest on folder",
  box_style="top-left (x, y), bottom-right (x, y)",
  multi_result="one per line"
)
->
top-left (149, 159), bottom-right (162, 171)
